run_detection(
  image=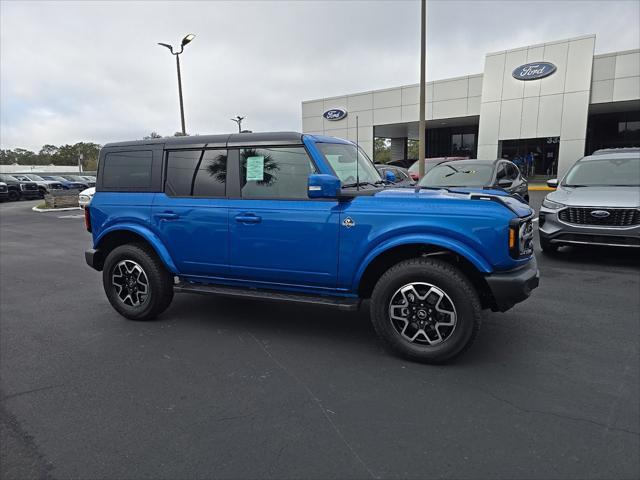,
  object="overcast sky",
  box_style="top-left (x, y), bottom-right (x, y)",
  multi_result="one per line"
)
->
top-left (1, 0), bottom-right (639, 151)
